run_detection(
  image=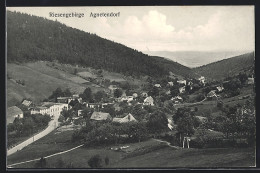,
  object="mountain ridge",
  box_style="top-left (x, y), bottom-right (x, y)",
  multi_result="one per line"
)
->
top-left (7, 11), bottom-right (194, 79)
